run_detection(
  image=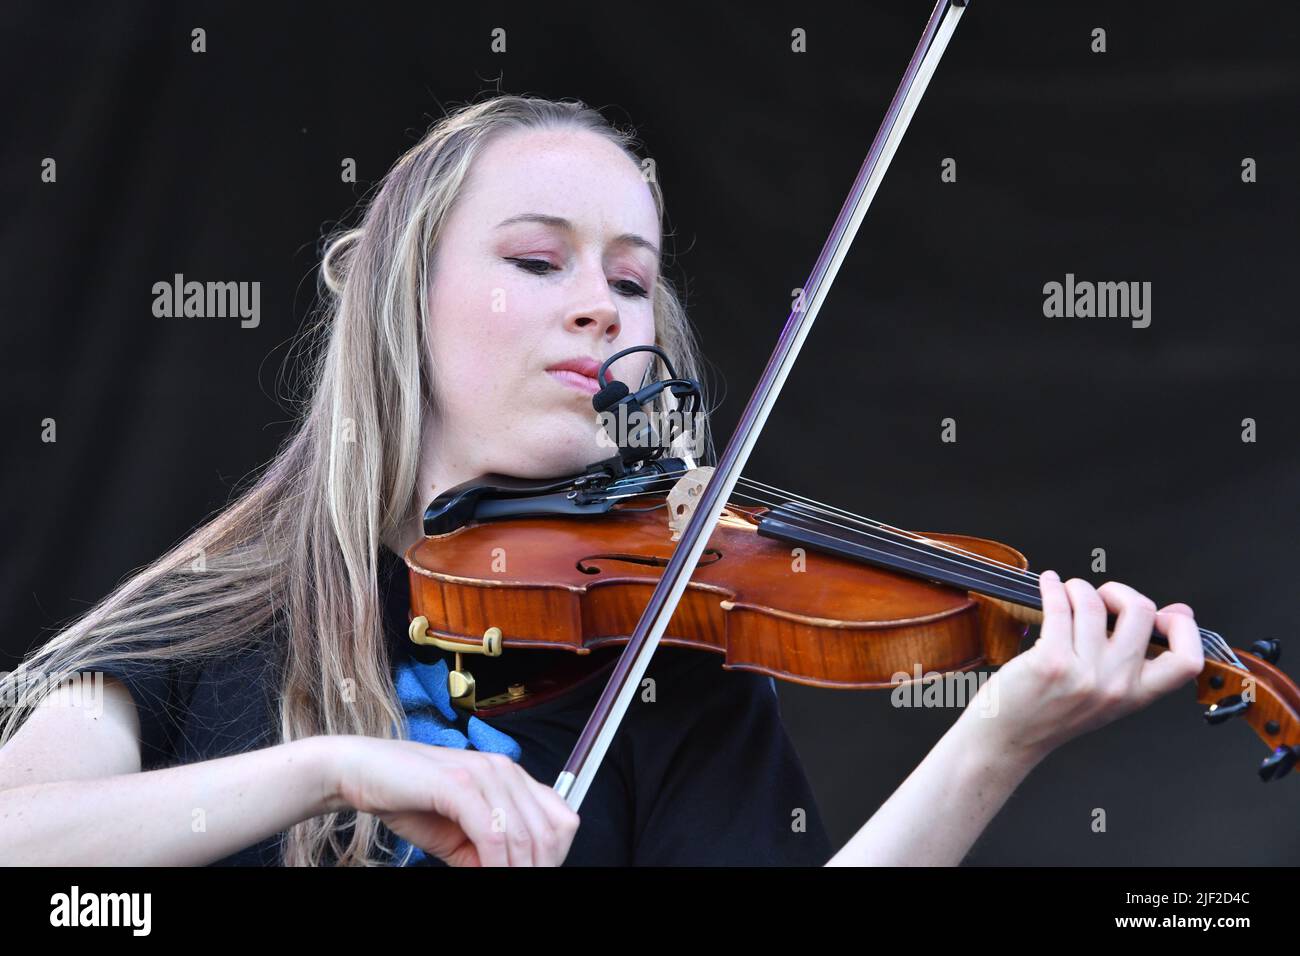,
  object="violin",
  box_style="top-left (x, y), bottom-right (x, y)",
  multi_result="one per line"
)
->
top-left (403, 457), bottom-right (1300, 787)
top-left (402, 0), bottom-right (1300, 809)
